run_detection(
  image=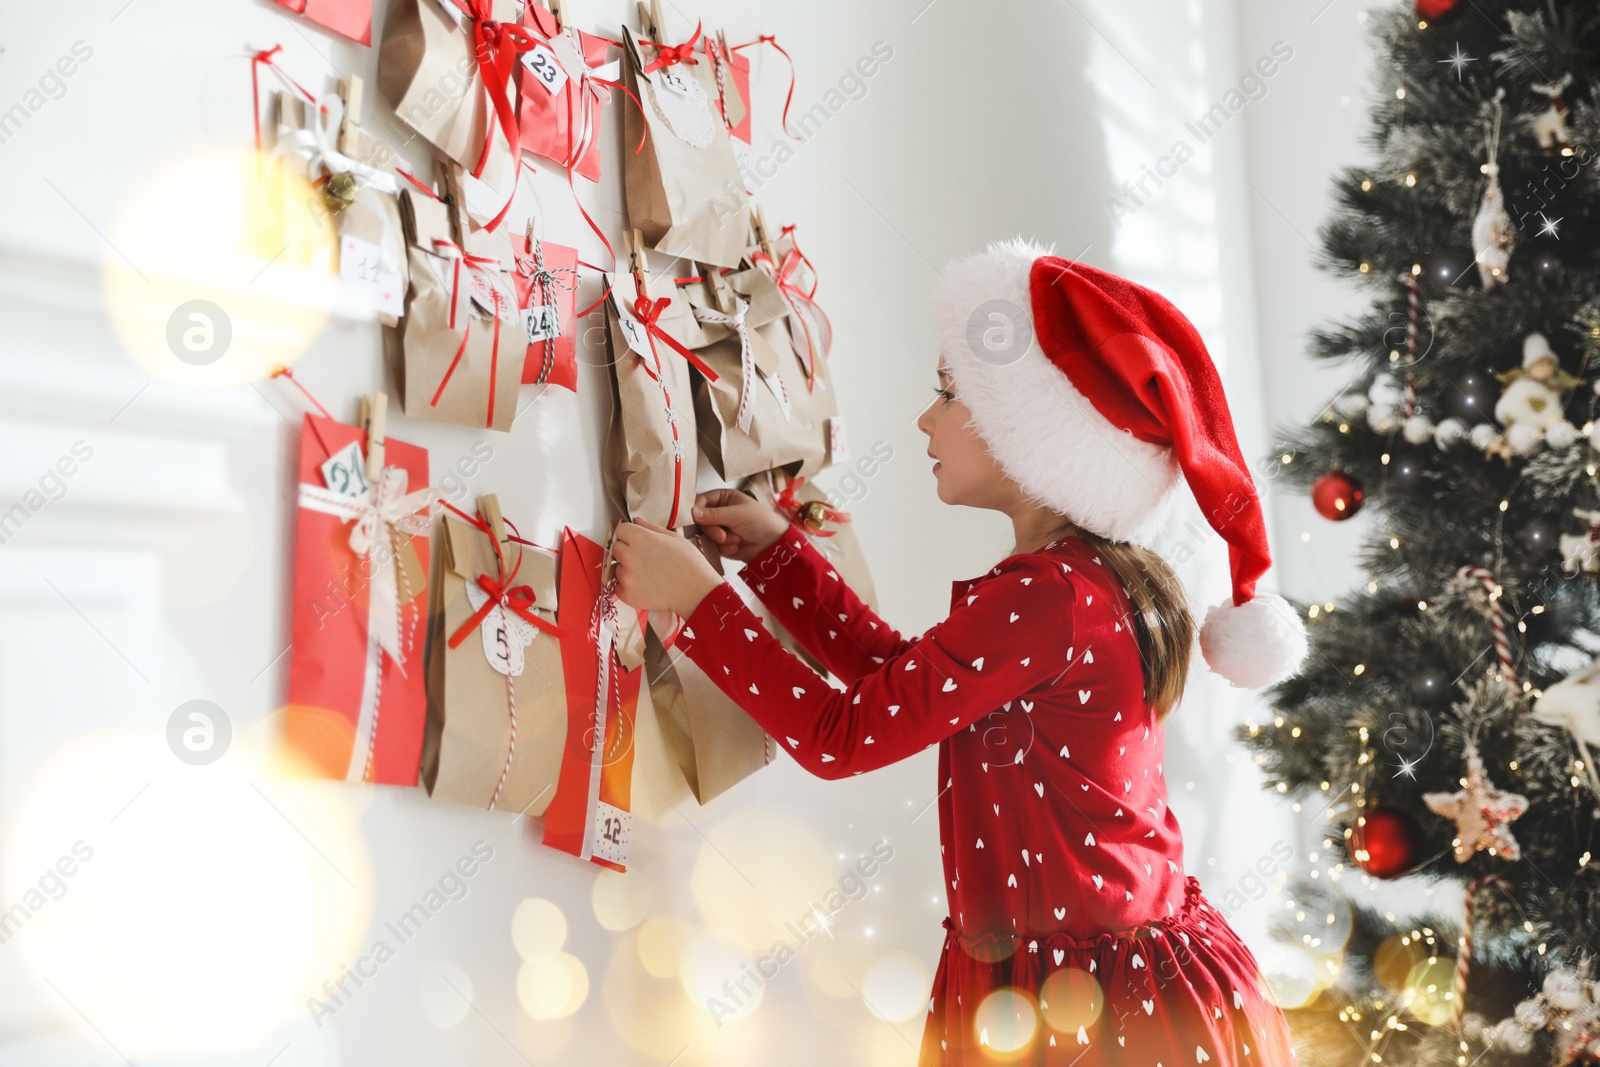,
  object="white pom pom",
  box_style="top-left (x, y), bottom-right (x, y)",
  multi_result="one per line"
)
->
top-left (1506, 422), bottom-right (1541, 454)
top-left (1368, 374), bottom-right (1403, 406)
top-left (1333, 392), bottom-right (1369, 417)
top-left (1547, 420), bottom-right (1580, 450)
top-left (1402, 414), bottom-right (1434, 444)
top-left (1367, 403), bottom-right (1401, 433)
top-left (1199, 592), bottom-right (1309, 689)
top-left (1469, 422), bottom-right (1501, 449)
top-left (1434, 417), bottom-right (1467, 447)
